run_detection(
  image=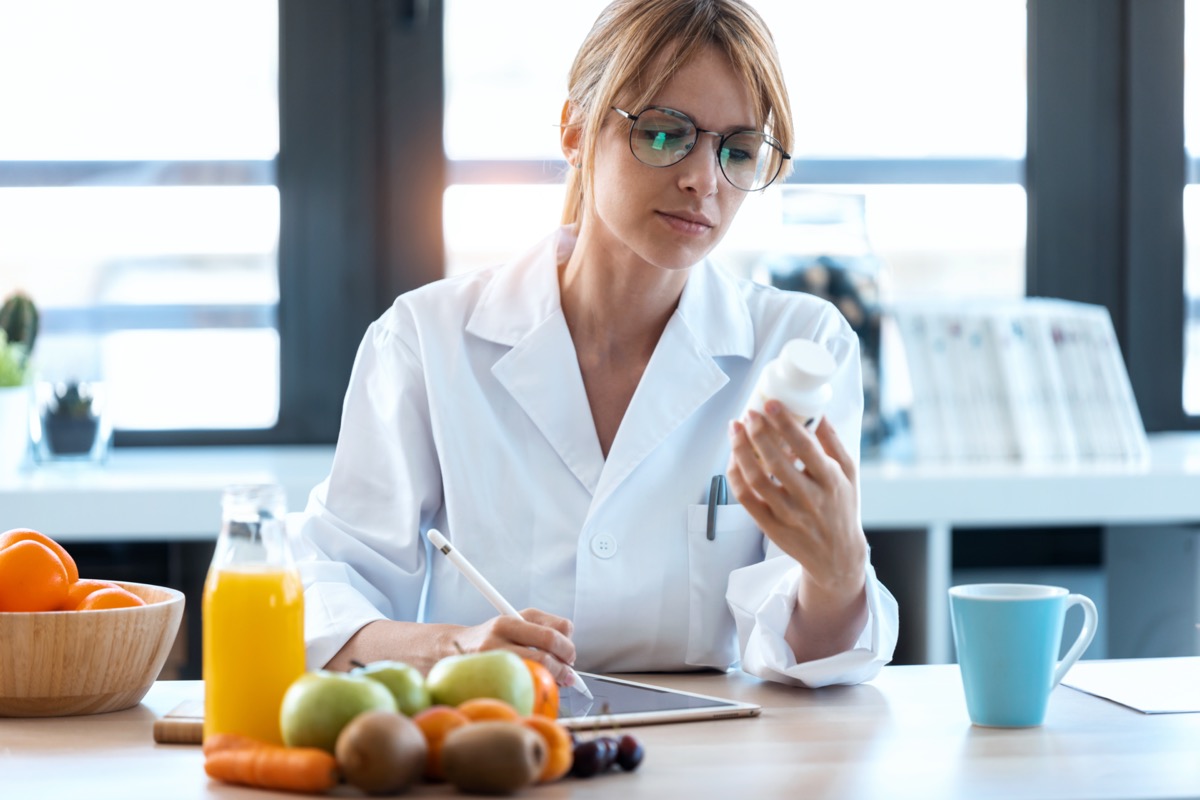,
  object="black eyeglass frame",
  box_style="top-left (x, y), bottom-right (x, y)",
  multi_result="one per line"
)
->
top-left (610, 106), bottom-right (792, 192)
